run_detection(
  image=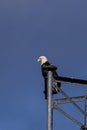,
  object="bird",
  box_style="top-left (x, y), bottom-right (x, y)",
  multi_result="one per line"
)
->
top-left (37, 56), bottom-right (61, 99)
